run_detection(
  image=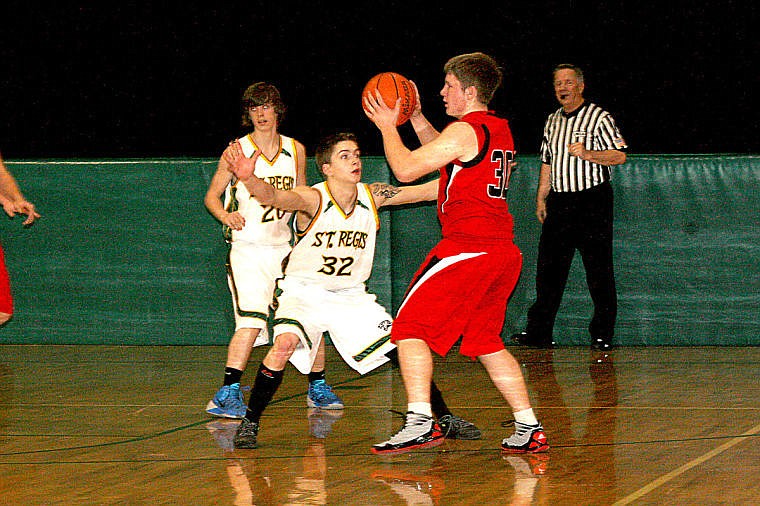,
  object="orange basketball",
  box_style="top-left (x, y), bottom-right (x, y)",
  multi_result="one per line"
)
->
top-left (362, 72), bottom-right (417, 125)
